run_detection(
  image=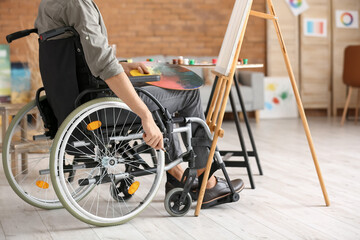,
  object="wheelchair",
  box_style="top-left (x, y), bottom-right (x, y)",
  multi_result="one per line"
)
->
top-left (3, 27), bottom-right (239, 226)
